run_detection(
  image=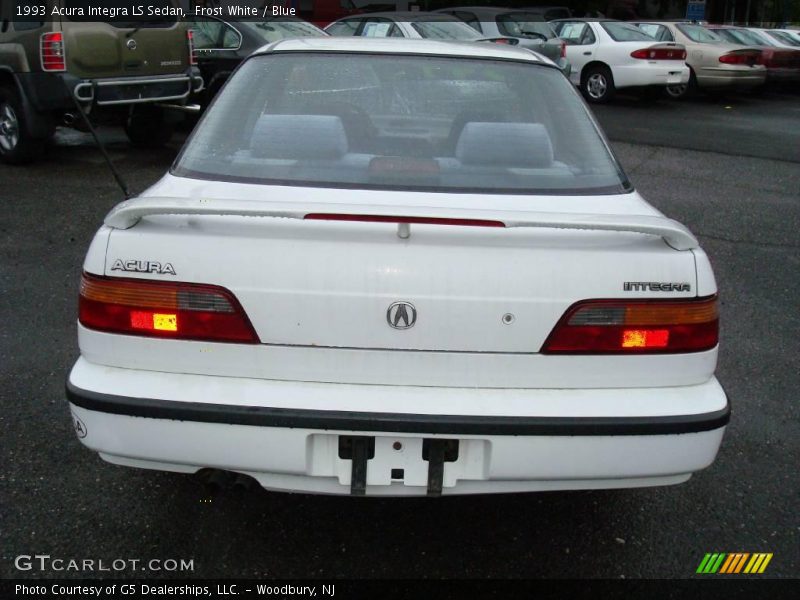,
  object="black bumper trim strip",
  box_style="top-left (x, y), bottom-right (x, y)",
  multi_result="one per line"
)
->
top-left (66, 381), bottom-right (730, 436)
